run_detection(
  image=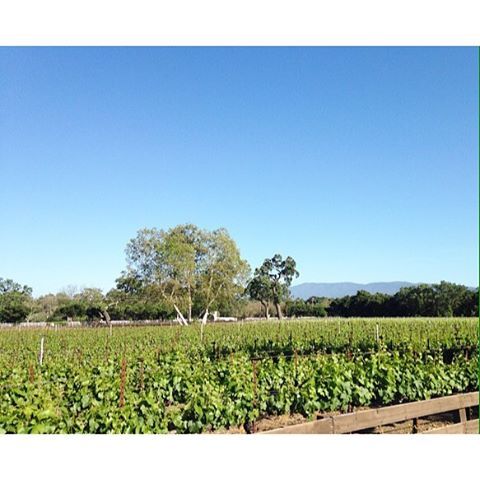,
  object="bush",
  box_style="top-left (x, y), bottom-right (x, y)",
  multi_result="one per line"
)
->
top-left (109, 302), bottom-right (174, 321)
top-left (53, 301), bottom-right (87, 321)
top-left (0, 279), bottom-right (32, 323)
top-left (285, 299), bottom-right (327, 317)
top-left (25, 312), bottom-right (49, 323)
top-left (0, 298), bottom-right (30, 323)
